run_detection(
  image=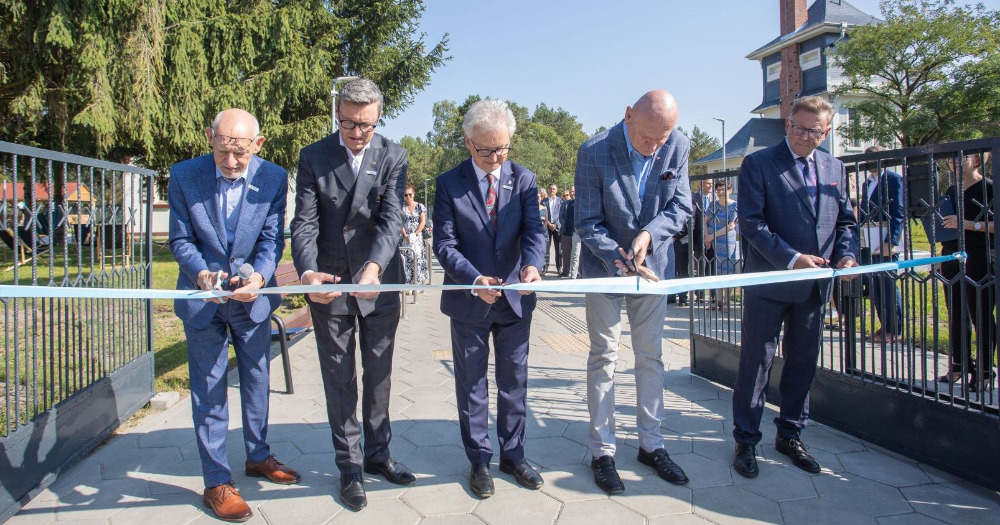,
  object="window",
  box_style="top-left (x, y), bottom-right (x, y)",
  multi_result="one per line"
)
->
top-left (799, 48), bottom-right (822, 70)
top-left (843, 108), bottom-right (862, 148)
top-left (766, 62), bottom-right (781, 82)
